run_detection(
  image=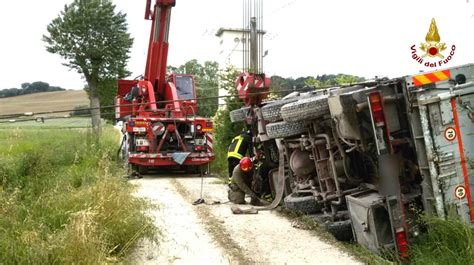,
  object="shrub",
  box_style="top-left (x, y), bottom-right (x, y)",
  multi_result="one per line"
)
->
top-left (211, 65), bottom-right (245, 178)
